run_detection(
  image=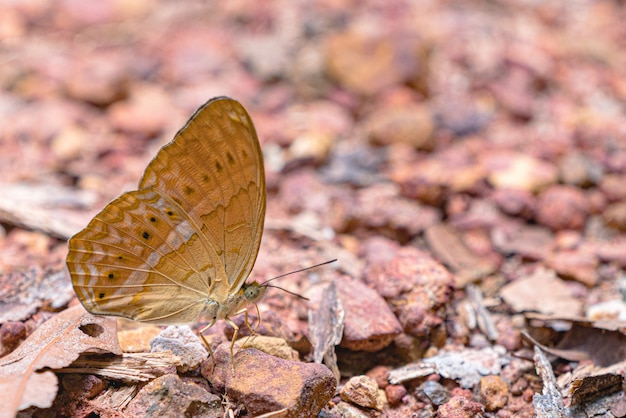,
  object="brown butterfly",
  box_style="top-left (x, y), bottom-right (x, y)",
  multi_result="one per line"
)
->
top-left (67, 97), bottom-right (267, 364)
